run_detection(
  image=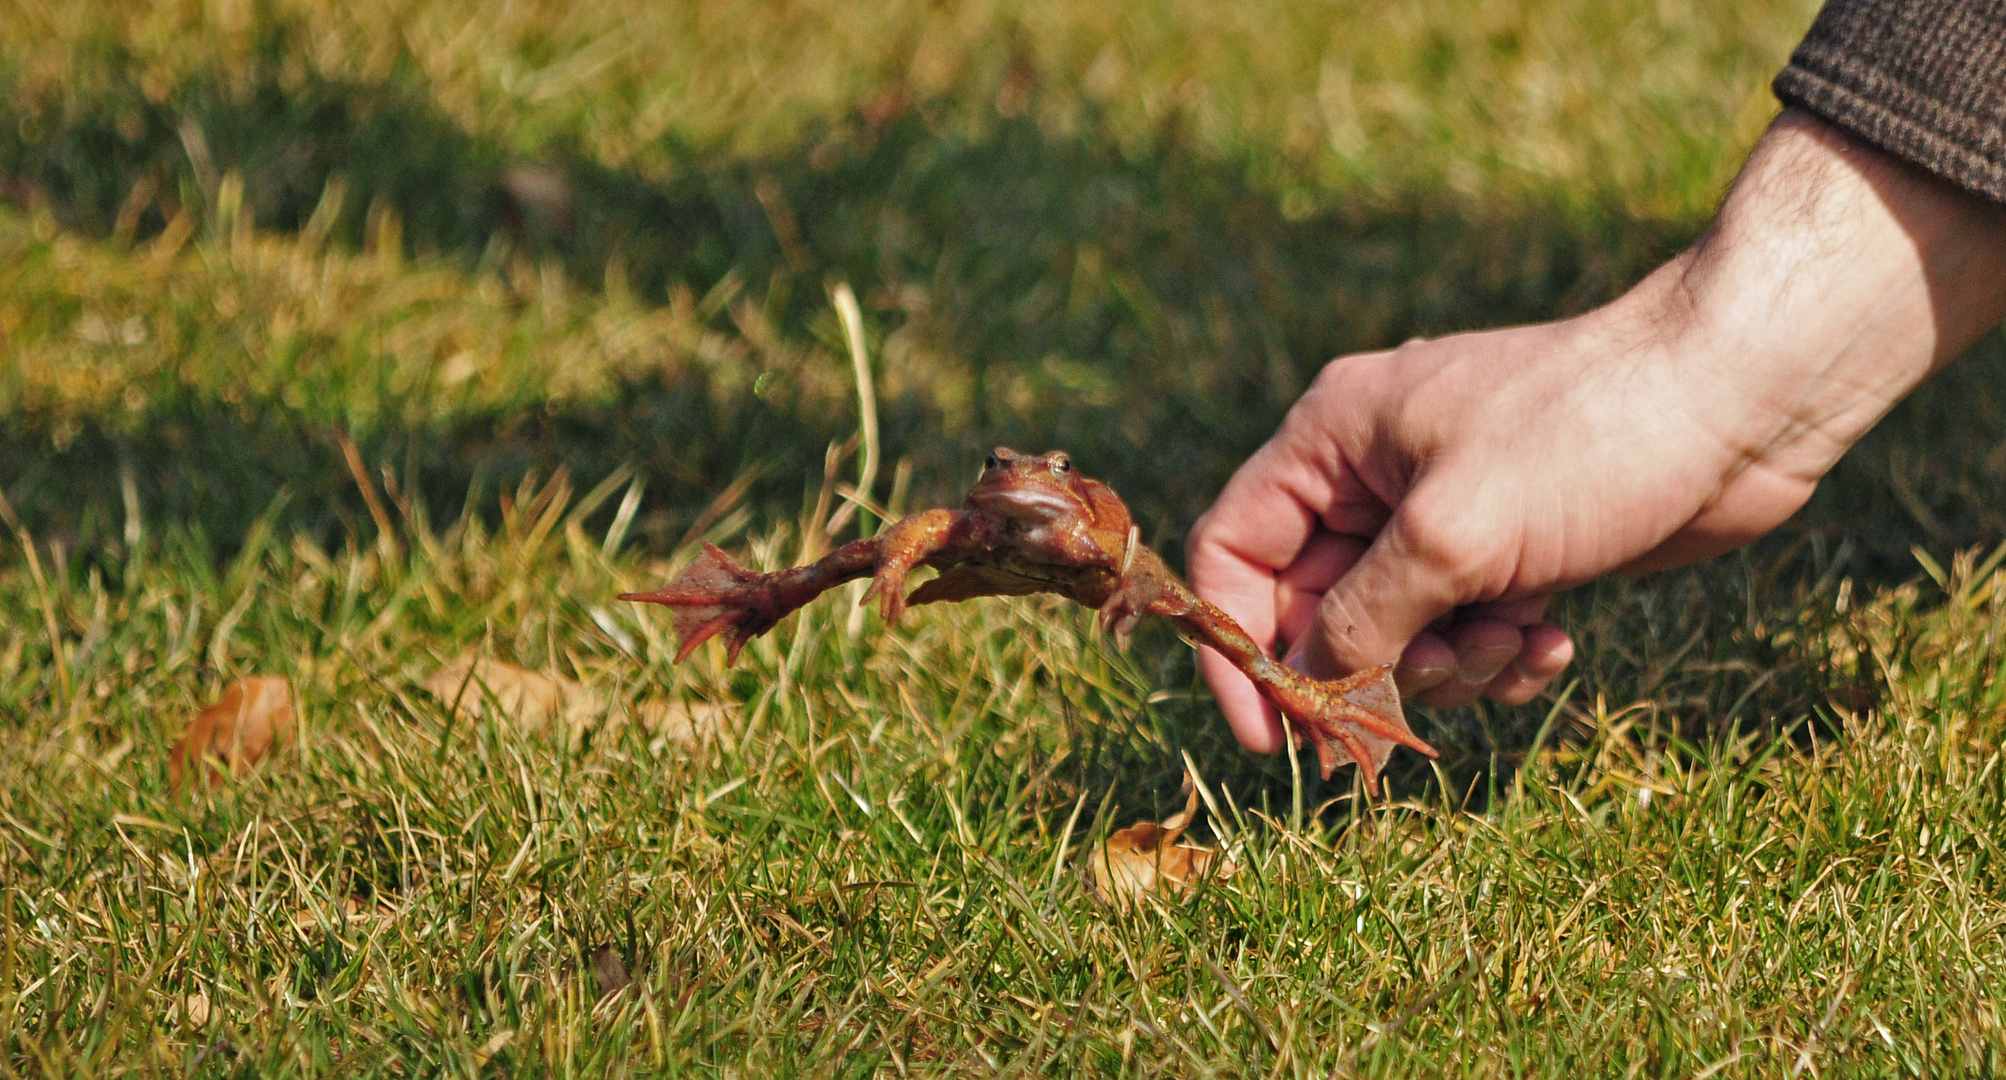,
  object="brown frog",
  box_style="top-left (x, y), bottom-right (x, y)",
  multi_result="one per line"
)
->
top-left (620, 448), bottom-right (1436, 791)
